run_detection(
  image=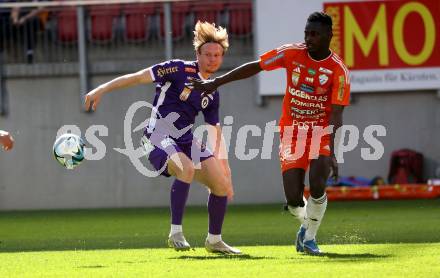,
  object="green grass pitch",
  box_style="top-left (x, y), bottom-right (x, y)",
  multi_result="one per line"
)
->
top-left (0, 199), bottom-right (439, 277)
